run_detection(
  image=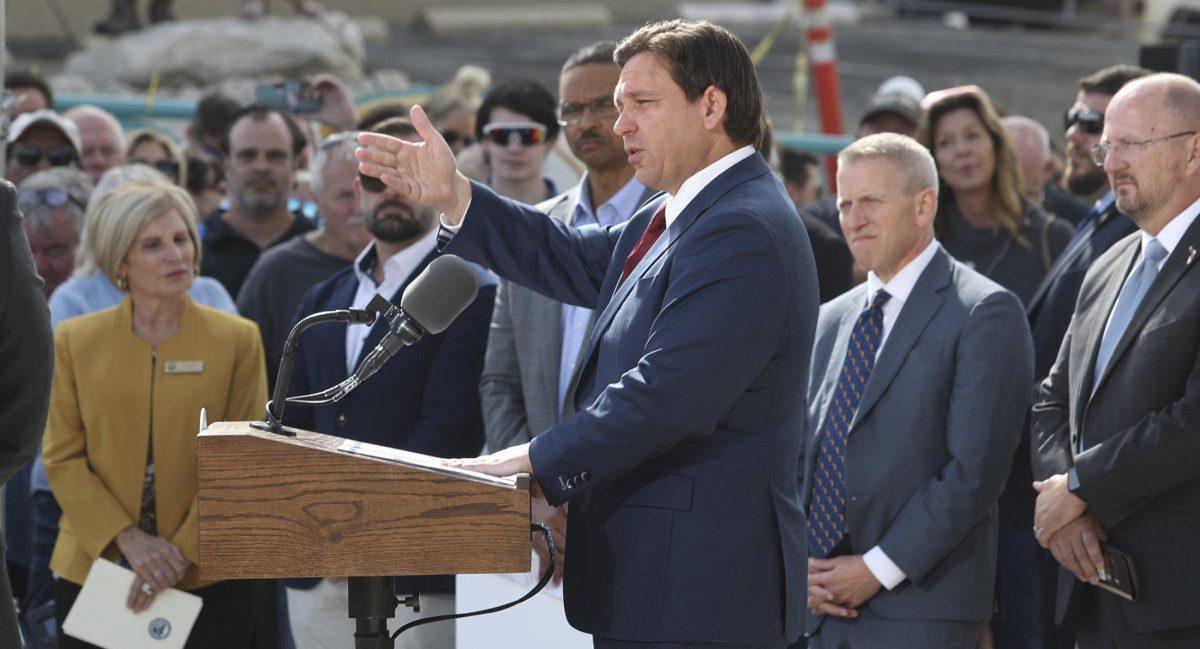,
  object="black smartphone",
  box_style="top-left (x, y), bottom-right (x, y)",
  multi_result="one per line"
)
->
top-left (1097, 542), bottom-right (1139, 602)
top-left (254, 80), bottom-right (323, 114)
